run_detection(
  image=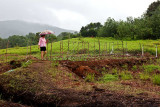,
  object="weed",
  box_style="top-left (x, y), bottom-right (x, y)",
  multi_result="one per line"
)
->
top-left (143, 64), bottom-right (160, 73)
top-left (99, 74), bottom-right (118, 82)
top-left (152, 74), bottom-right (160, 85)
top-left (122, 64), bottom-right (128, 70)
top-left (22, 60), bottom-right (32, 68)
top-left (132, 65), bottom-right (137, 71)
top-left (120, 71), bottom-right (133, 80)
top-left (112, 68), bottom-right (119, 75)
top-left (68, 73), bottom-right (72, 77)
top-left (139, 73), bottom-right (150, 80)
top-left (52, 61), bottom-right (59, 67)
top-left (85, 74), bottom-right (95, 82)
